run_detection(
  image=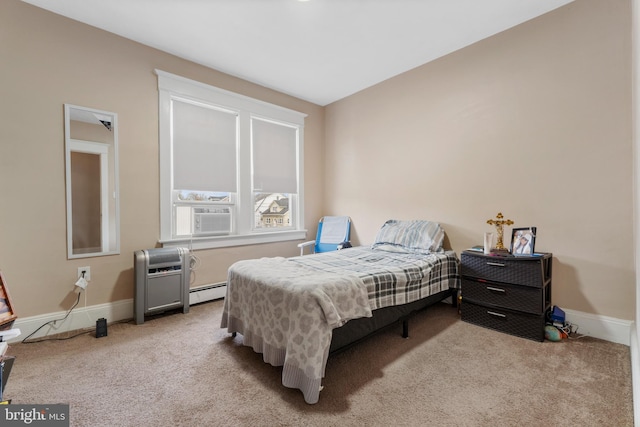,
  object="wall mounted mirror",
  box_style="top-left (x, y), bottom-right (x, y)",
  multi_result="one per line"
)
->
top-left (64, 104), bottom-right (120, 258)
